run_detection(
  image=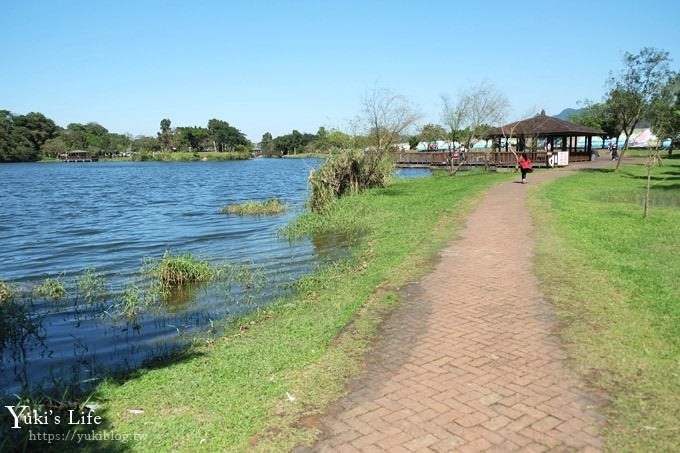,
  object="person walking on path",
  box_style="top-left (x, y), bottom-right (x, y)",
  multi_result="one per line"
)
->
top-left (518, 151), bottom-right (532, 184)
